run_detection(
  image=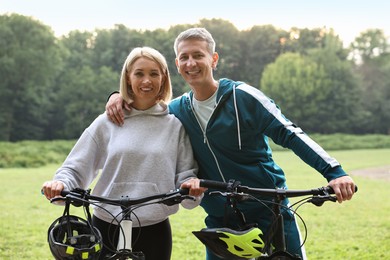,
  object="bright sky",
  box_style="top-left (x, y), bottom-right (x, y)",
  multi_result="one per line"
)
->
top-left (1, 0), bottom-right (389, 46)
